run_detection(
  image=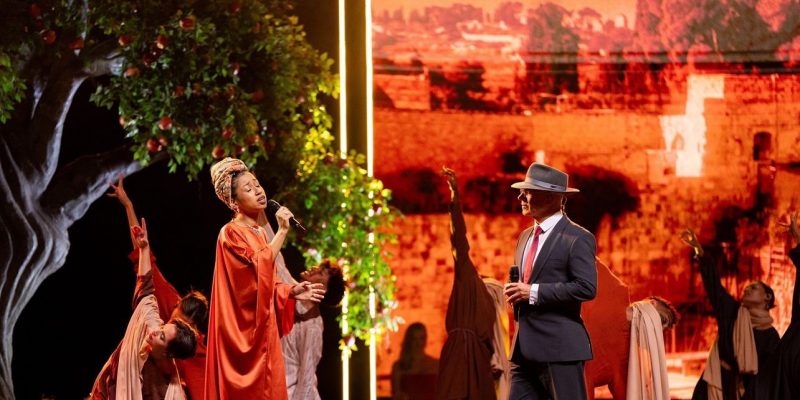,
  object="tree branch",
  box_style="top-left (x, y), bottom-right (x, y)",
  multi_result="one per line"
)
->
top-left (27, 61), bottom-right (86, 188)
top-left (0, 85), bottom-right (35, 172)
top-left (81, 40), bottom-right (124, 77)
top-left (26, 40), bottom-right (122, 189)
top-left (42, 145), bottom-right (160, 224)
